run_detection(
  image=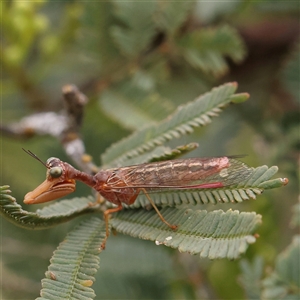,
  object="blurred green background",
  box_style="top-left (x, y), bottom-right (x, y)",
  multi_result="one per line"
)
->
top-left (1, 1), bottom-right (299, 299)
